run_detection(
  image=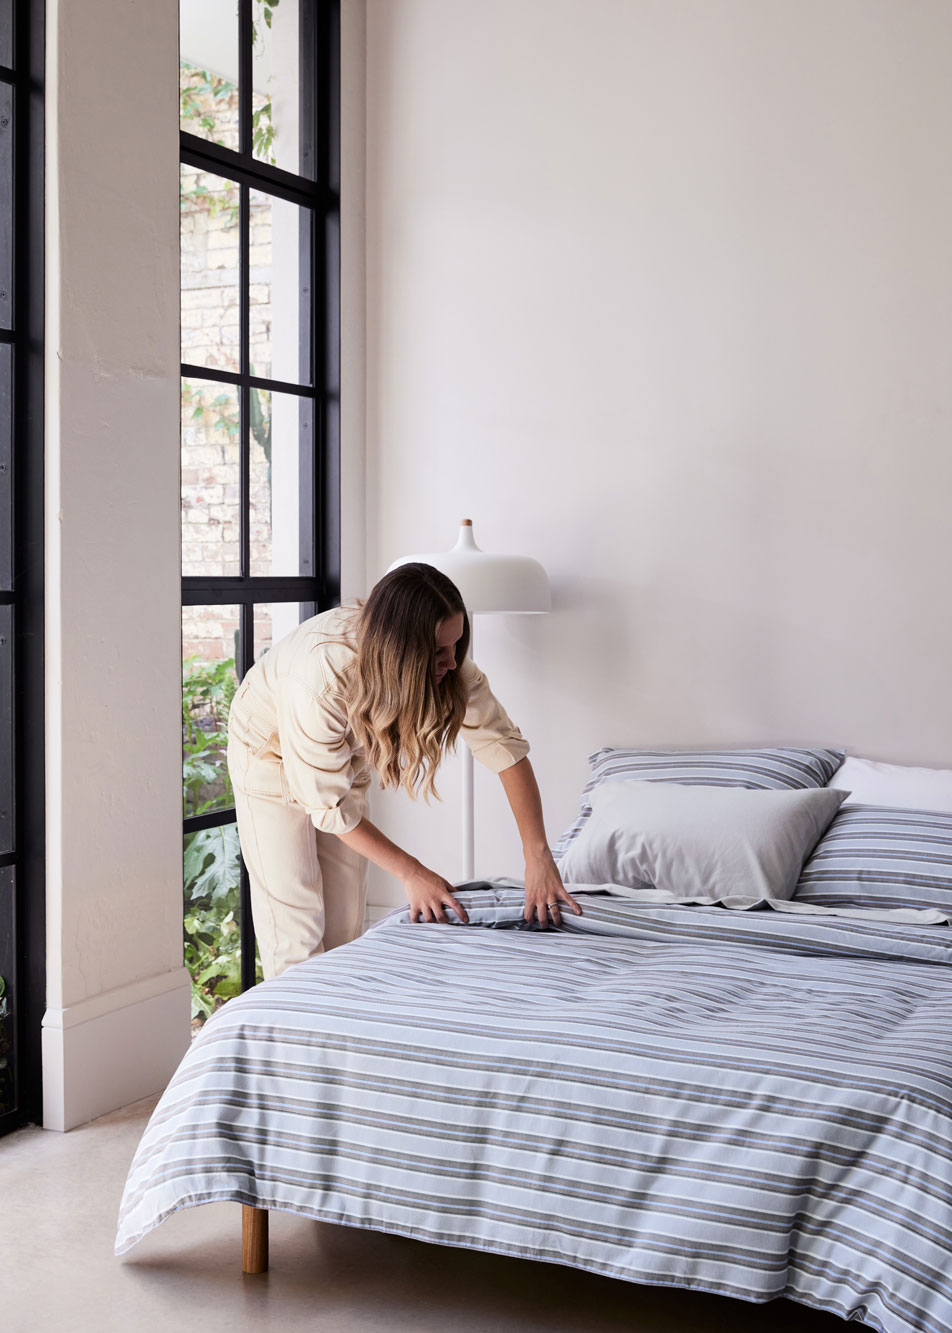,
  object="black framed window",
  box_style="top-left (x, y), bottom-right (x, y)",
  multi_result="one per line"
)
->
top-left (0, 0), bottom-right (45, 1136)
top-left (179, 0), bottom-right (340, 1029)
